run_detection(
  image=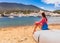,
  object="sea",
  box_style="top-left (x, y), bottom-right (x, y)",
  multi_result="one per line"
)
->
top-left (0, 16), bottom-right (60, 27)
